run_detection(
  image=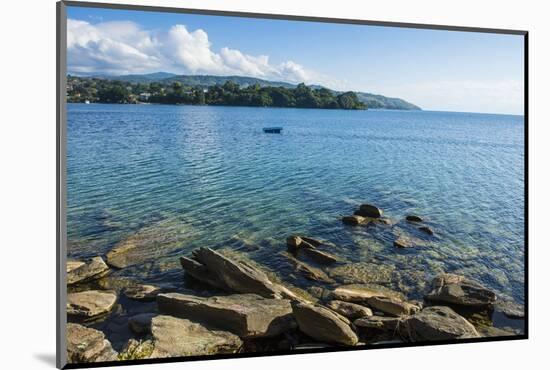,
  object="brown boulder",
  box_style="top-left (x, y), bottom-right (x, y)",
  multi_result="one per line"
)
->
top-left (66, 323), bottom-right (118, 363)
top-left (157, 293), bottom-right (296, 338)
top-left (292, 303), bottom-right (358, 345)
